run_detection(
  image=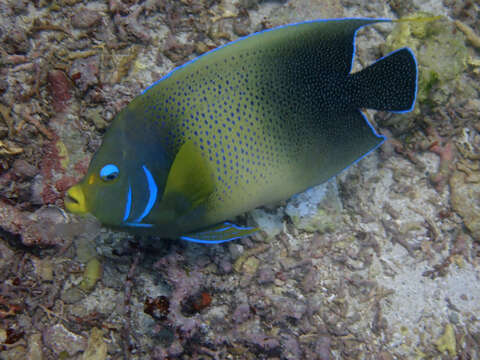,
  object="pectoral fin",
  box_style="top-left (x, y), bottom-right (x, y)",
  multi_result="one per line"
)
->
top-left (161, 141), bottom-right (214, 215)
top-left (180, 222), bottom-right (259, 244)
